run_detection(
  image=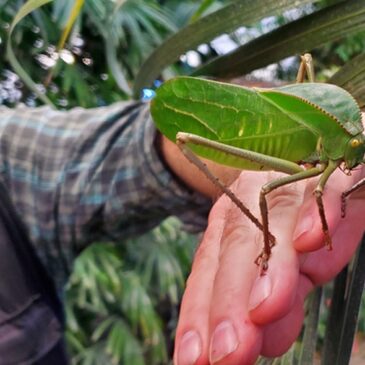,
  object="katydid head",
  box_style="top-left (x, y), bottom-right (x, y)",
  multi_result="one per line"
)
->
top-left (344, 133), bottom-right (365, 169)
